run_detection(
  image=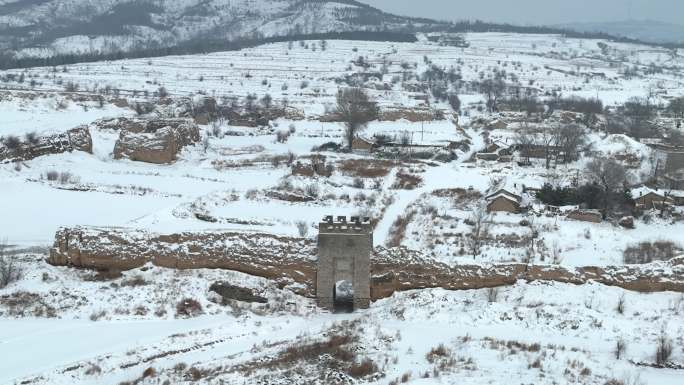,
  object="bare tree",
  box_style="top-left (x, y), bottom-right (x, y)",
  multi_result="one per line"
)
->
top-left (260, 94), bottom-right (273, 109)
top-left (537, 126), bottom-right (556, 169)
top-left (336, 88), bottom-right (378, 149)
top-left (555, 124), bottom-right (587, 164)
top-left (448, 93), bottom-right (461, 112)
top-left (623, 97), bottom-right (656, 139)
top-left (0, 239), bottom-right (21, 288)
top-left (479, 78), bottom-right (506, 112)
top-left (668, 96), bottom-right (684, 129)
top-left (586, 157), bottom-right (627, 194)
top-left (586, 157), bottom-right (627, 215)
top-left (466, 204), bottom-right (490, 257)
top-left (515, 120), bottom-right (535, 164)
